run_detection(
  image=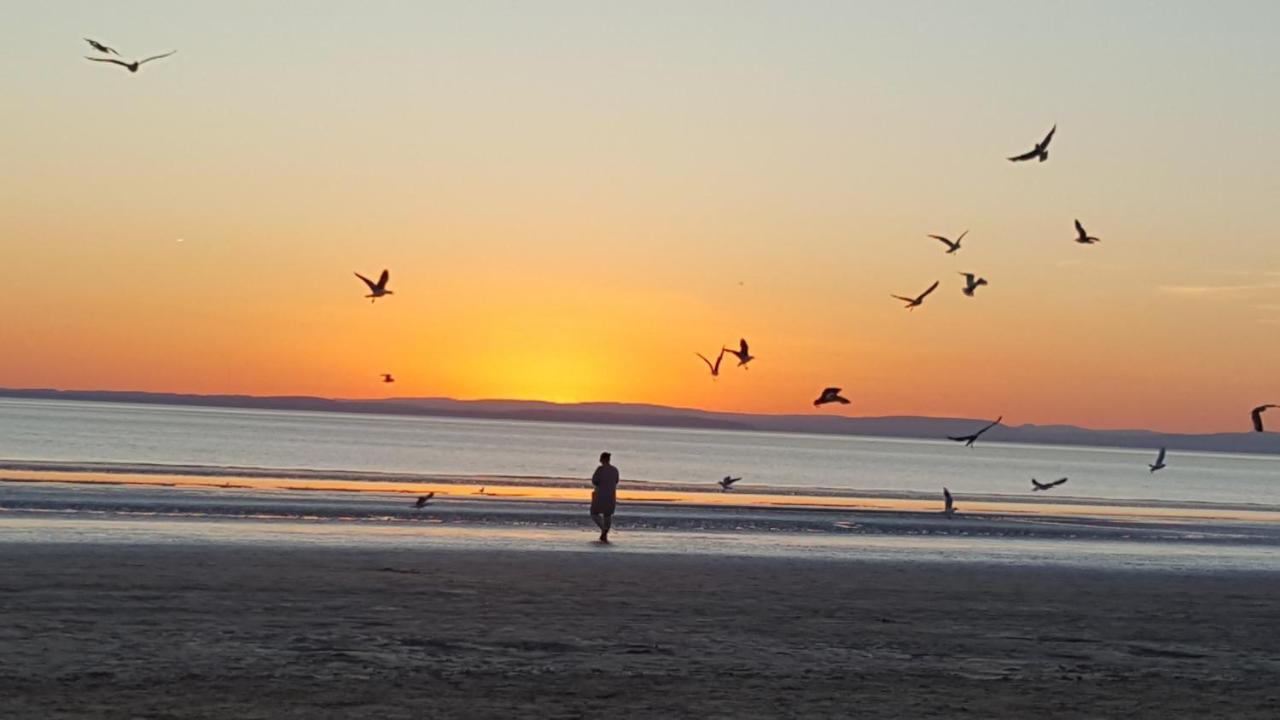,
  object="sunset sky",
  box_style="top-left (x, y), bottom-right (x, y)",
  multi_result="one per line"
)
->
top-left (3, 2), bottom-right (1279, 433)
